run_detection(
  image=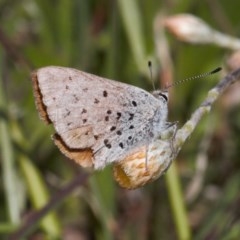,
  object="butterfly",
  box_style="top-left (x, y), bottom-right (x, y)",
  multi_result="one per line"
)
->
top-left (31, 66), bottom-right (176, 189)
